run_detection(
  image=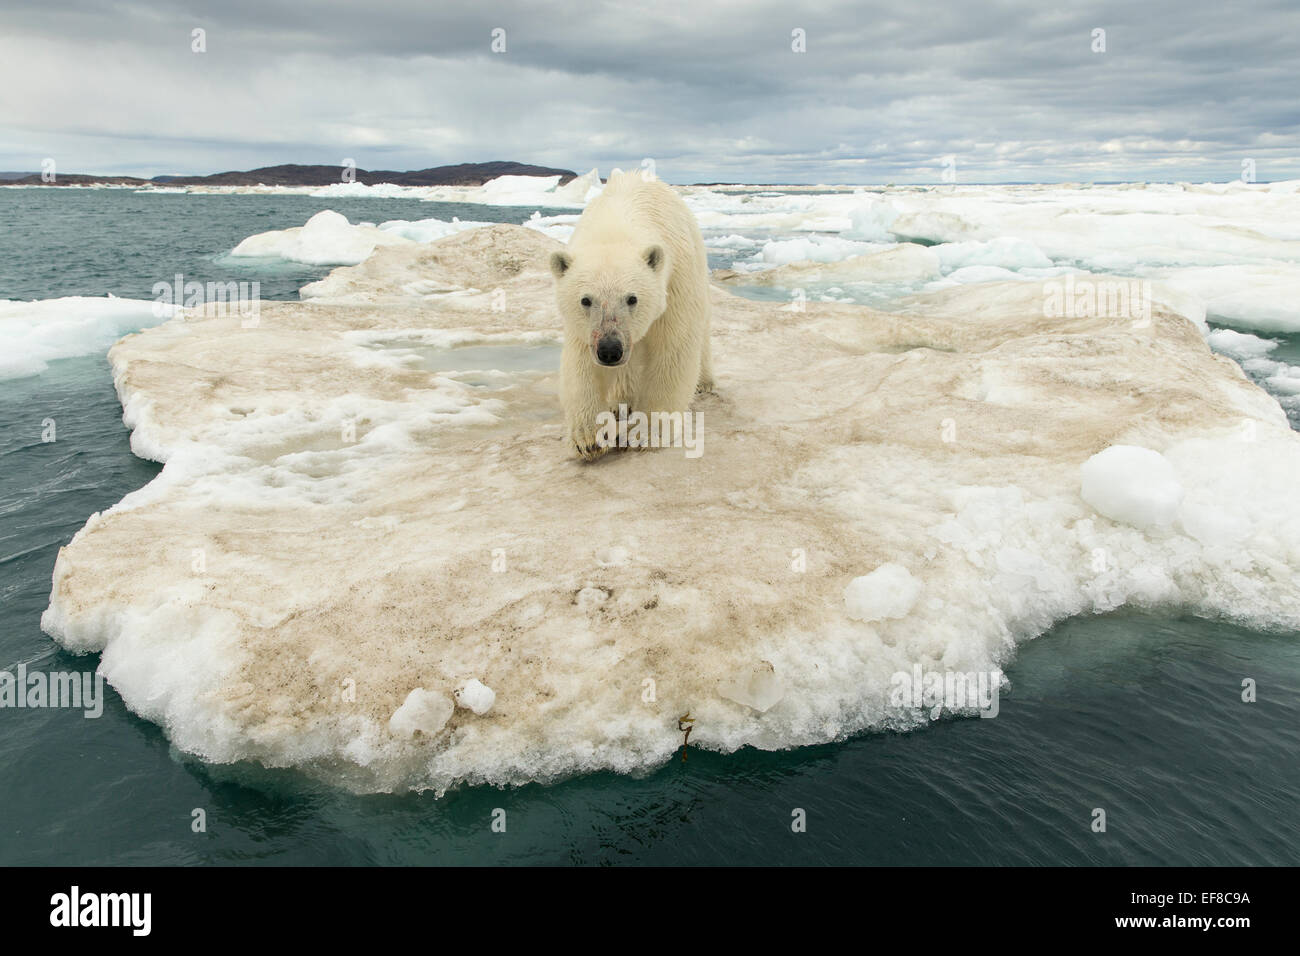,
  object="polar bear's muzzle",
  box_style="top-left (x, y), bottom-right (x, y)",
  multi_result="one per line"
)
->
top-left (591, 318), bottom-right (631, 368)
